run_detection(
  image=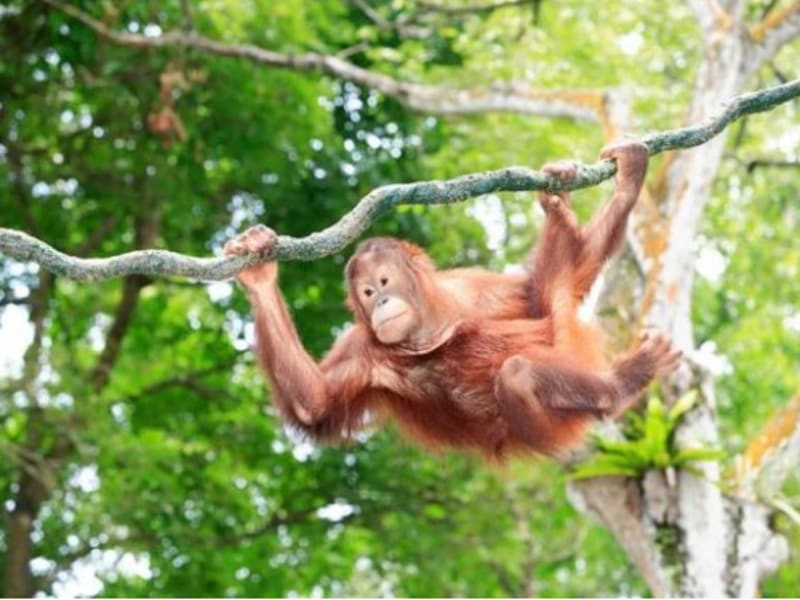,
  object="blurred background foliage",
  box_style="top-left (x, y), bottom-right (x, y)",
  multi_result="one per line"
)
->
top-left (0, 0), bottom-right (798, 596)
